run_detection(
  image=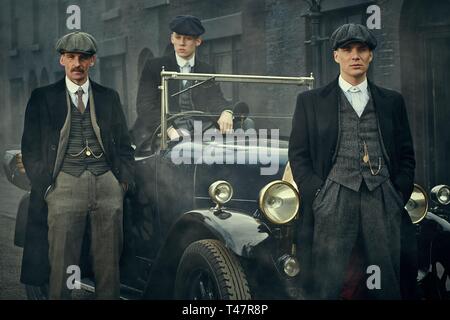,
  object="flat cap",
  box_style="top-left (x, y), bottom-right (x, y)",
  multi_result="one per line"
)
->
top-left (55, 31), bottom-right (98, 55)
top-left (330, 23), bottom-right (377, 50)
top-left (169, 15), bottom-right (205, 36)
